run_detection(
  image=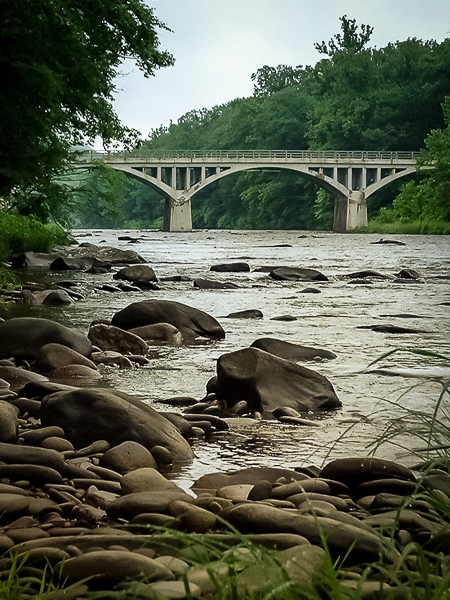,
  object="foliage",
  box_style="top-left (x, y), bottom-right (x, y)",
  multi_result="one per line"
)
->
top-left (0, 0), bottom-right (173, 218)
top-left (368, 96), bottom-right (450, 231)
top-left (0, 211), bottom-right (68, 262)
top-left (314, 15), bottom-right (374, 56)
